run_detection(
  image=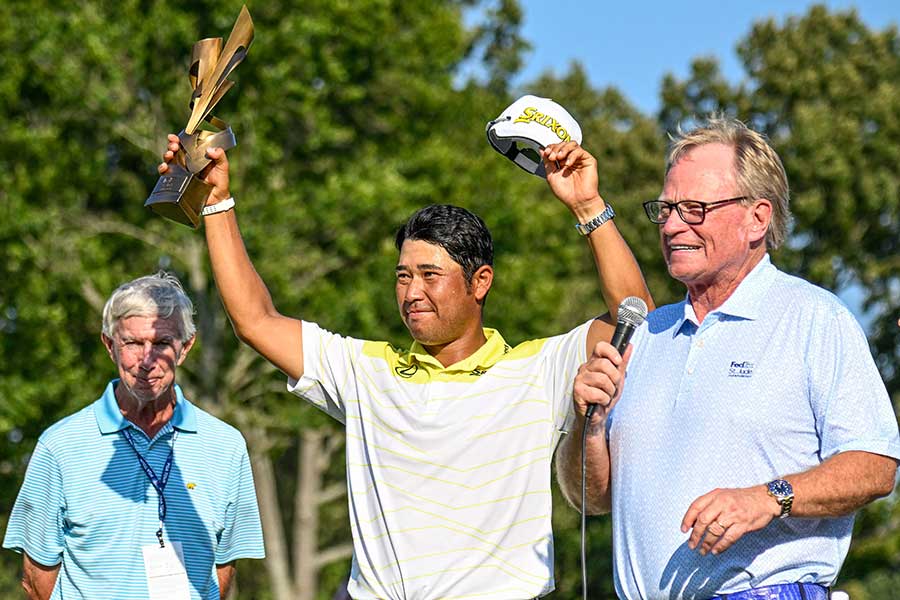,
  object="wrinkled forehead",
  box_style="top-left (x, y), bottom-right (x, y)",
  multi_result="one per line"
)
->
top-left (112, 313), bottom-right (183, 339)
top-left (663, 143), bottom-right (739, 199)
